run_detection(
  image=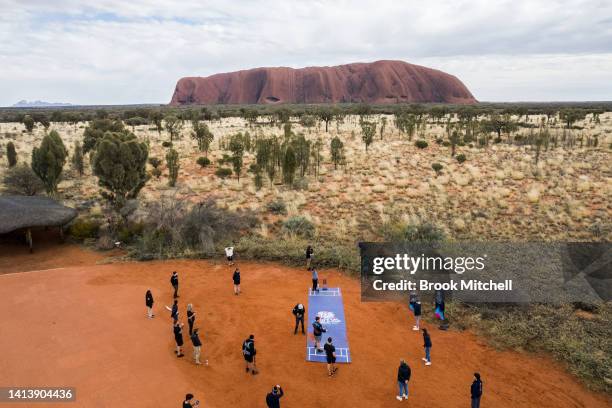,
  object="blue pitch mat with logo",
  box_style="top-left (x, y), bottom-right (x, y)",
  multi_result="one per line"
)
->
top-left (306, 287), bottom-right (351, 363)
